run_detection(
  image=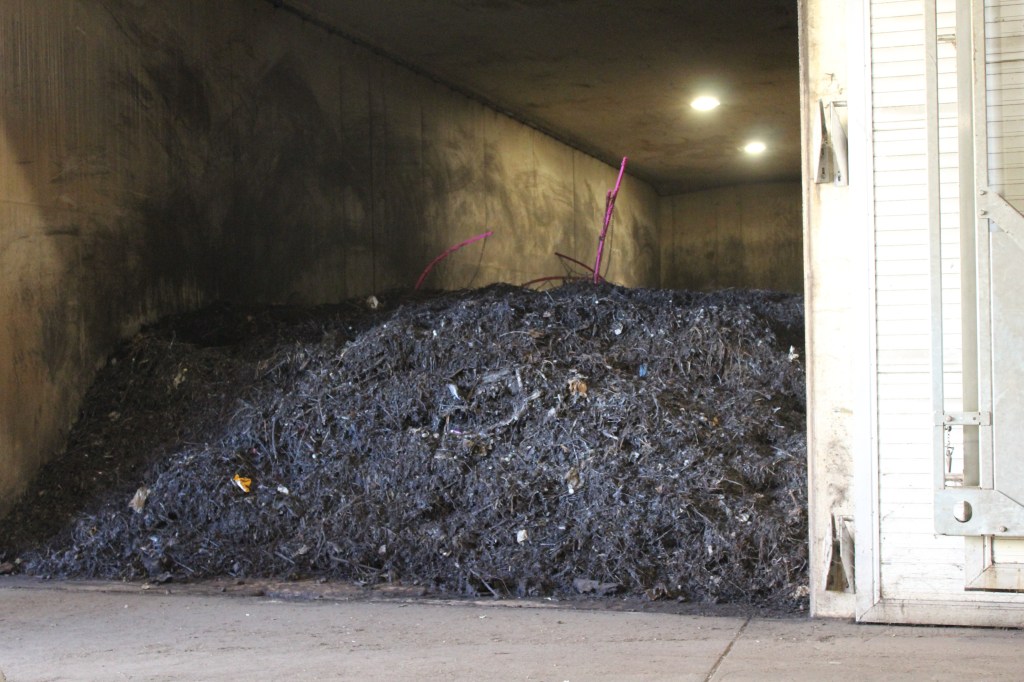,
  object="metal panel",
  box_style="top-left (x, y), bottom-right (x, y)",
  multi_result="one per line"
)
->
top-left (986, 195), bottom-right (1024, 503)
top-left (925, 0), bottom-right (948, 501)
top-left (924, 0), bottom-right (1024, 593)
top-left (984, 2), bottom-right (1024, 562)
top-left (986, 191), bottom-right (1024, 569)
top-left (936, 488), bottom-right (1024, 534)
top-left (956, 0), bottom-right (981, 490)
